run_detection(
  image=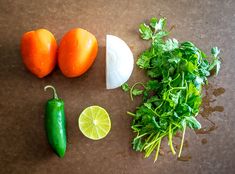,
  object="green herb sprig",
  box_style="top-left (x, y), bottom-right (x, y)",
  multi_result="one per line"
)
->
top-left (123, 17), bottom-right (221, 162)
